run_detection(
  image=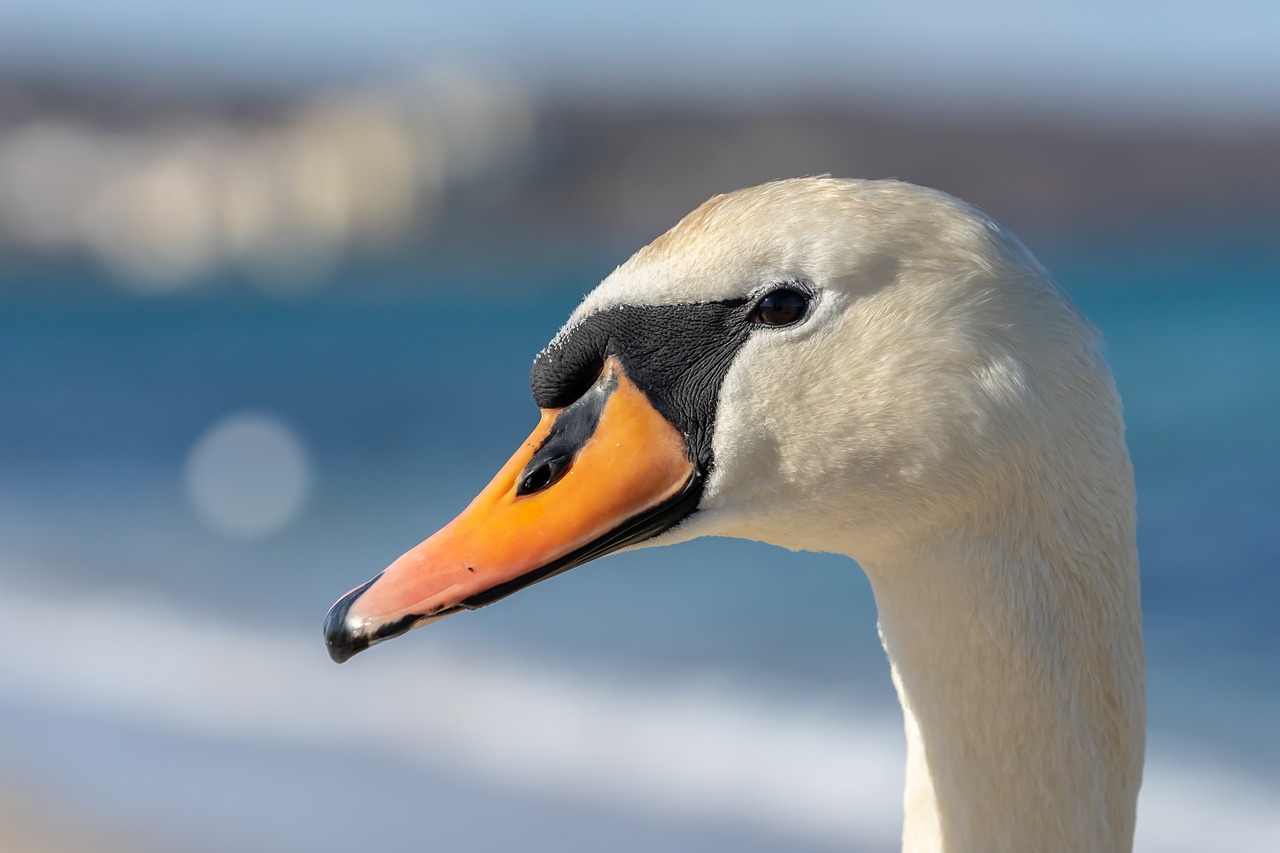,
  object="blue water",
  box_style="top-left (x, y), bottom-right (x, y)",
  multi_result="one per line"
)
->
top-left (1, 232), bottom-right (1277, 850)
